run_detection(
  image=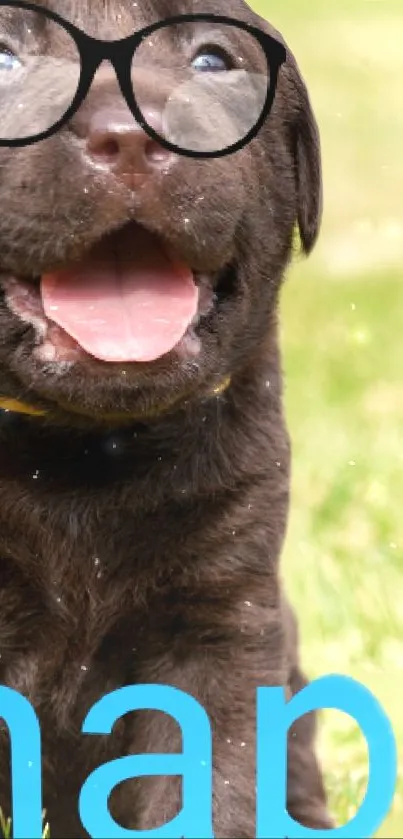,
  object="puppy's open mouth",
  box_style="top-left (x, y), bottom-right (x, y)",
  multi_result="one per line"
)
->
top-left (1, 222), bottom-right (217, 365)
